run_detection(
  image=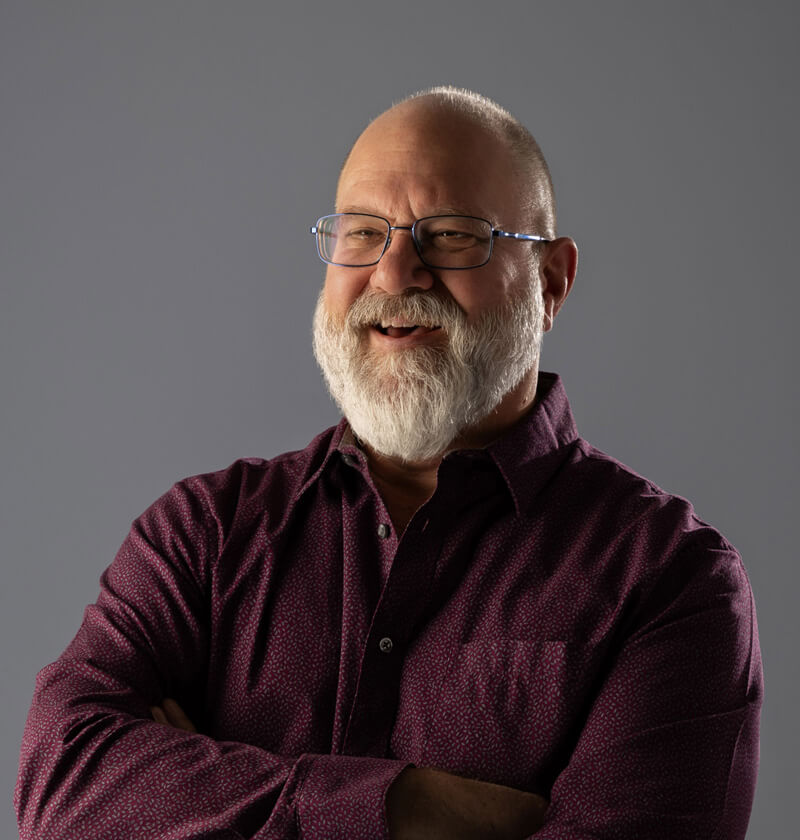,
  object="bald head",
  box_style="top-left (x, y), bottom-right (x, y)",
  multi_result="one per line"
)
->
top-left (339, 86), bottom-right (556, 238)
